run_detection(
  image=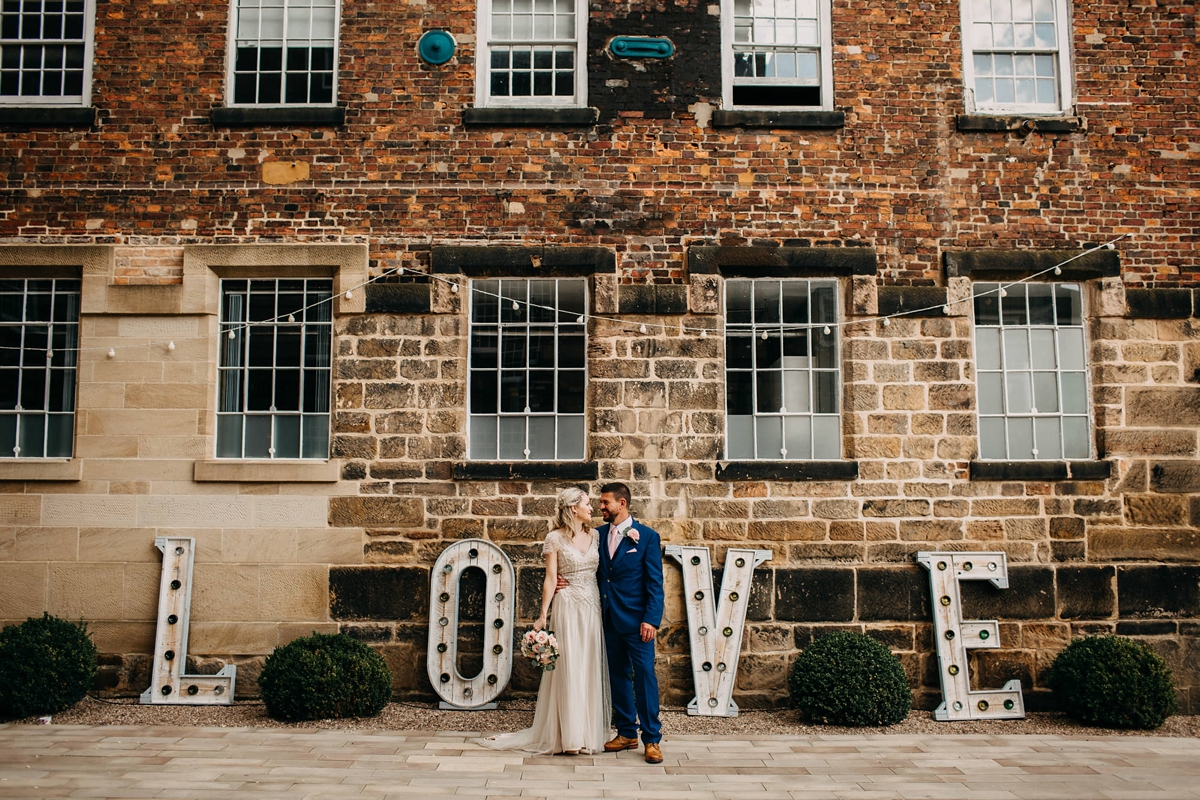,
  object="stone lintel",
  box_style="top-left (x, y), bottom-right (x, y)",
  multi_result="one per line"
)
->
top-left (1116, 620), bottom-right (1177, 636)
top-left (617, 284), bottom-right (688, 315)
top-left (943, 248), bottom-right (1120, 279)
top-left (876, 286), bottom-right (949, 318)
top-left (461, 107), bottom-right (599, 126)
top-left (1150, 461), bottom-right (1200, 493)
top-left (364, 283), bottom-right (432, 314)
top-left (194, 459), bottom-right (341, 483)
top-left (0, 244), bottom-right (108, 278)
top-left (687, 245), bottom-right (877, 276)
top-left (715, 460), bottom-right (858, 482)
top-left (210, 106), bottom-right (346, 127)
top-left (0, 106), bottom-right (96, 128)
top-left (452, 461), bottom-right (599, 481)
top-left (431, 245), bottom-right (616, 276)
top-left (970, 461), bottom-right (1111, 481)
top-left (329, 566), bottom-right (430, 621)
top-left (0, 459), bottom-right (82, 481)
top-left (710, 110), bottom-right (845, 129)
top-left (1125, 288), bottom-right (1194, 319)
top-left (1117, 565), bottom-right (1200, 617)
top-left (955, 114), bottom-right (1084, 133)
